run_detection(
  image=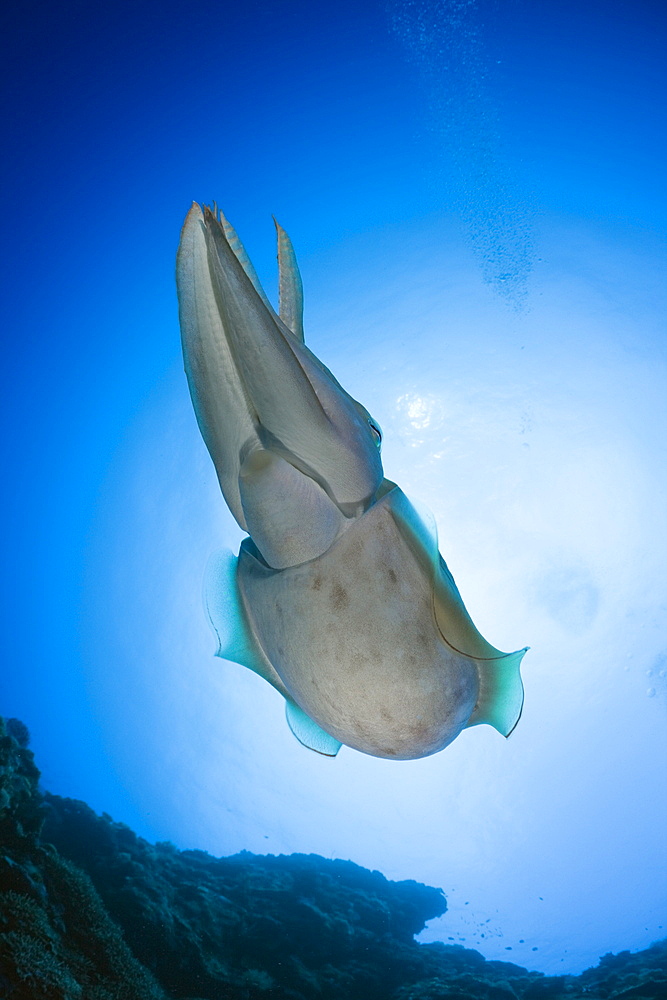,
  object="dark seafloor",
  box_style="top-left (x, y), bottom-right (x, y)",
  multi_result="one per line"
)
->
top-left (0, 716), bottom-right (665, 1000)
